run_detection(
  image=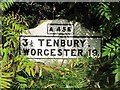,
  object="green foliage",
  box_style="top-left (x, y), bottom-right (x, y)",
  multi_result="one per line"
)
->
top-left (112, 57), bottom-right (120, 83)
top-left (0, 0), bottom-right (15, 11)
top-left (1, 2), bottom-right (33, 89)
top-left (1, 48), bottom-right (36, 89)
top-left (114, 18), bottom-right (120, 25)
top-left (2, 13), bottom-right (28, 50)
top-left (96, 3), bottom-right (111, 35)
top-left (103, 37), bottom-right (120, 57)
top-left (95, 2), bottom-right (120, 39)
top-left (97, 3), bottom-right (111, 21)
top-left (96, 2), bottom-right (120, 85)
top-left (1, 2), bottom-right (120, 89)
top-left (103, 37), bottom-right (120, 83)
top-left (1, 72), bottom-right (13, 89)
top-left (30, 57), bottom-right (92, 89)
